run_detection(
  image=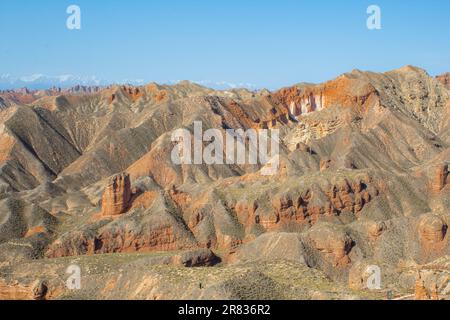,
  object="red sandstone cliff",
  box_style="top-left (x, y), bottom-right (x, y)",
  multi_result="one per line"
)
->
top-left (101, 173), bottom-right (132, 216)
